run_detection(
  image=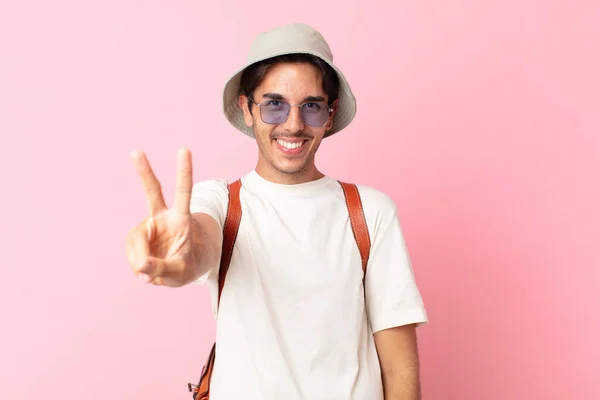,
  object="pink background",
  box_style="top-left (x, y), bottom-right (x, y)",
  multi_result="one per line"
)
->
top-left (1, 1), bottom-right (598, 399)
